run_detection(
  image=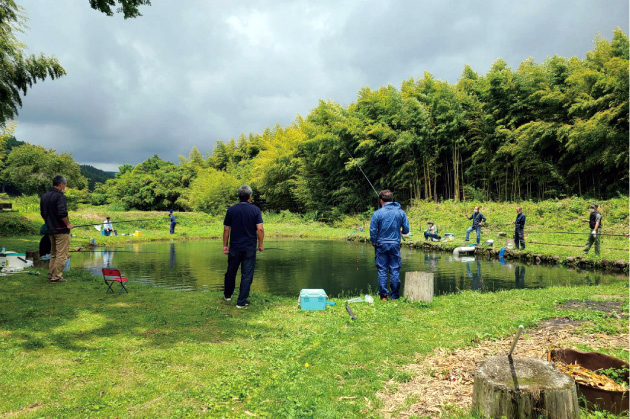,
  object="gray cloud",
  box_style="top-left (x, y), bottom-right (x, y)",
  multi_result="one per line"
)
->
top-left (13, 0), bottom-right (629, 171)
